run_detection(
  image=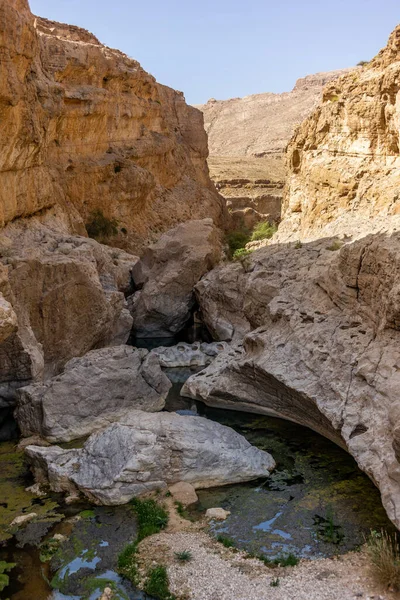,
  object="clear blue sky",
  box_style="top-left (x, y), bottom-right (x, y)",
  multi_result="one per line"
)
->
top-left (29, 0), bottom-right (400, 105)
